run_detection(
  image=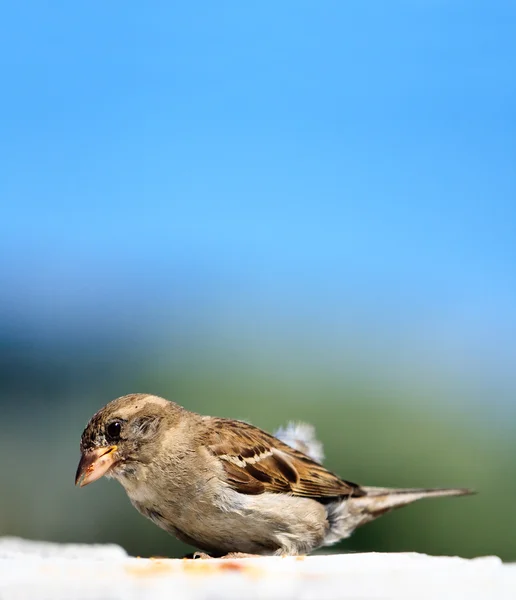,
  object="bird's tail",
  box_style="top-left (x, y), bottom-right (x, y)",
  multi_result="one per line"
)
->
top-left (353, 486), bottom-right (474, 515)
top-left (323, 486), bottom-right (474, 546)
